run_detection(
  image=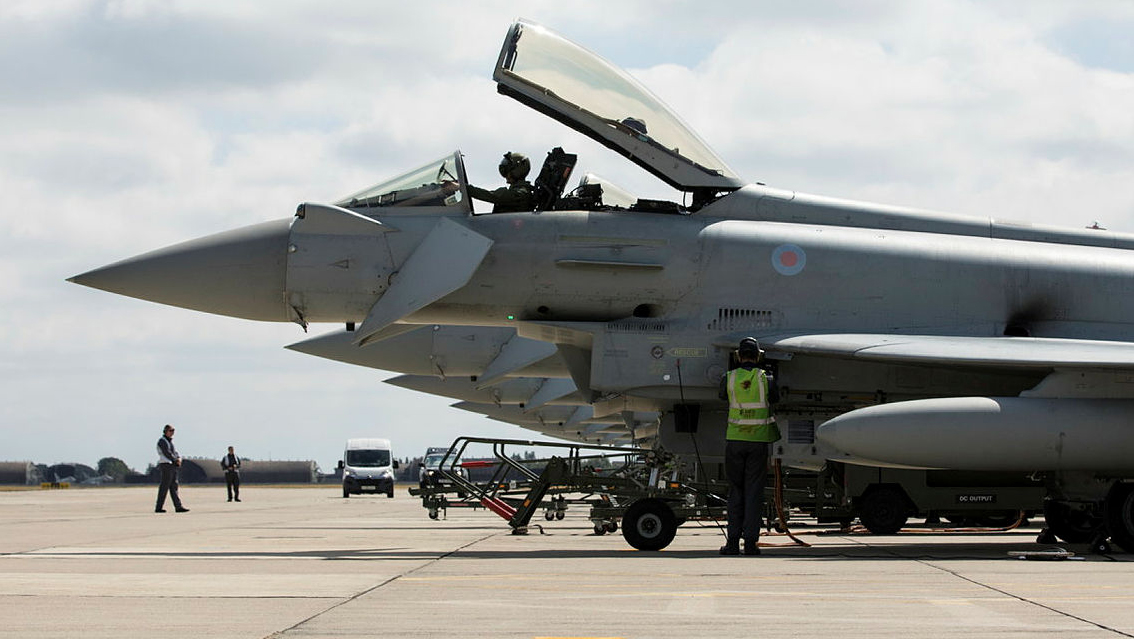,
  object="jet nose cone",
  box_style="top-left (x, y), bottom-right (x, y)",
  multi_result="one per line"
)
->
top-left (69, 218), bottom-right (292, 321)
